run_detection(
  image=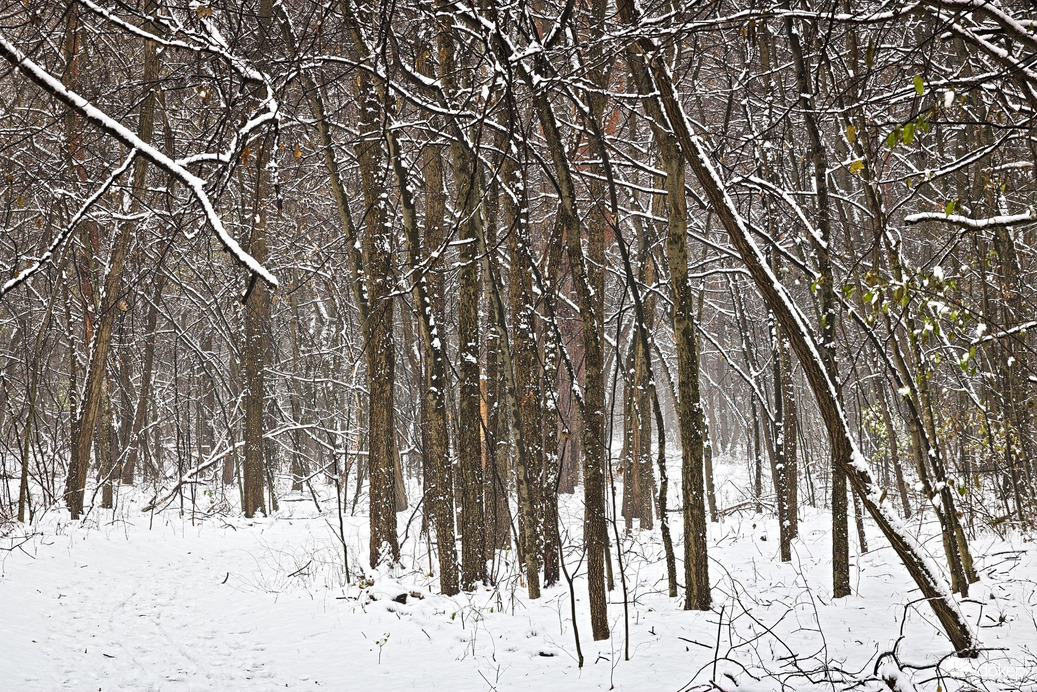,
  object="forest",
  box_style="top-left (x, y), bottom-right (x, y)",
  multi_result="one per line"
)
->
top-left (1, 1), bottom-right (1036, 690)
